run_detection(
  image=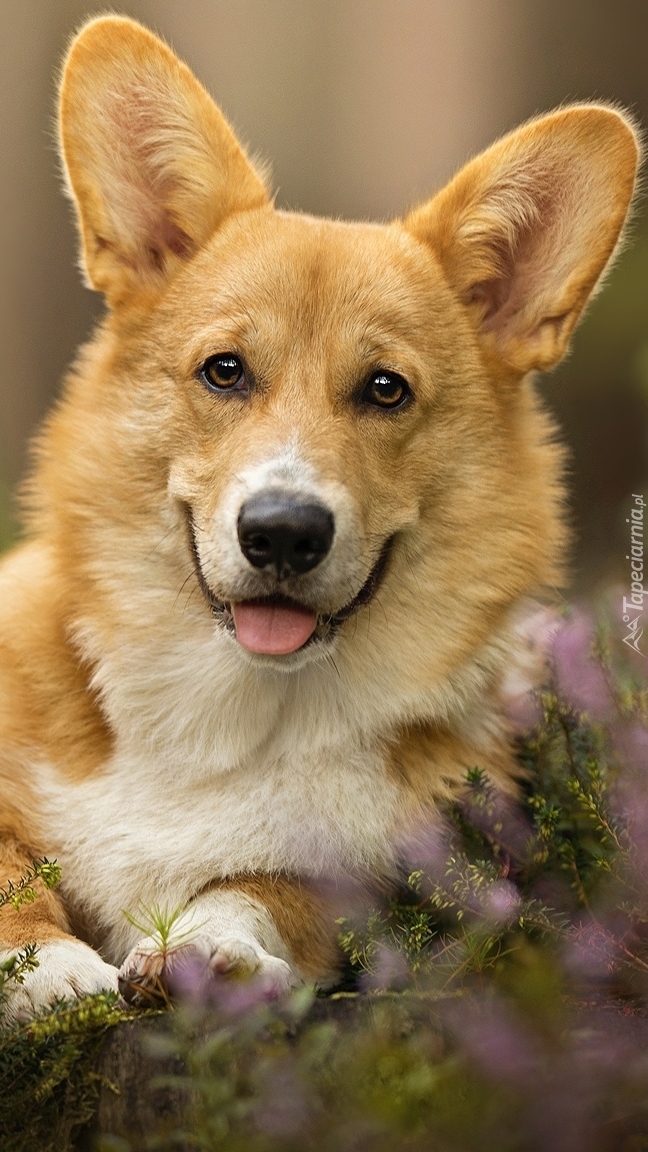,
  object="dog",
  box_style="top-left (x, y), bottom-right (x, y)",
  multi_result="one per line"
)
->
top-left (0, 14), bottom-right (639, 1021)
